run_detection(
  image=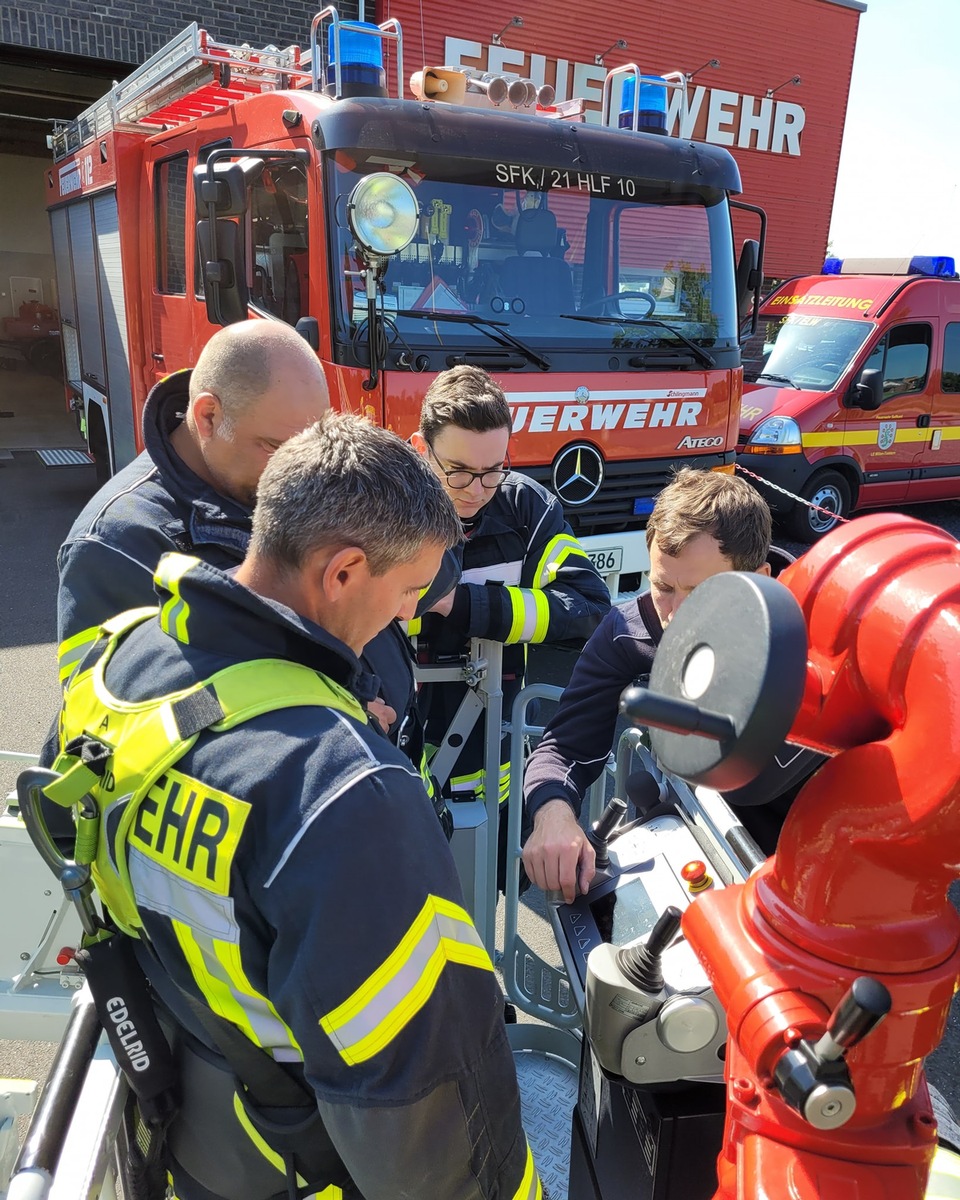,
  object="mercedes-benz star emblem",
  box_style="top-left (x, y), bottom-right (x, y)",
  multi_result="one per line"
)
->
top-left (552, 443), bottom-right (604, 507)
